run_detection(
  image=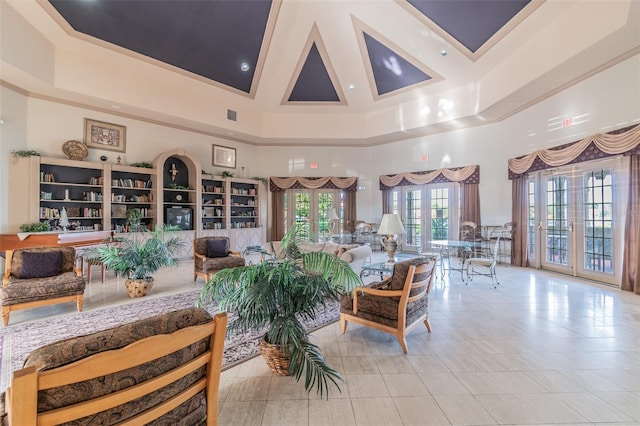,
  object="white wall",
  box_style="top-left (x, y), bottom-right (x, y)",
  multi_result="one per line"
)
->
top-left (1, 55), bottom-right (638, 233)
